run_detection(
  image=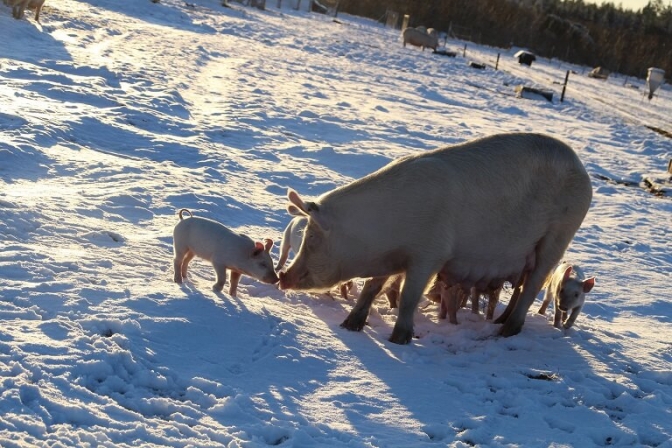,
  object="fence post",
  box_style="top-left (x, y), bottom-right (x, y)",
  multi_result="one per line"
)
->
top-left (462, 44), bottom-right (467, 57)
top-left (560, 70), bottom-right (570, 102)
top-left (495, 53), bottom-right (500, 70)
